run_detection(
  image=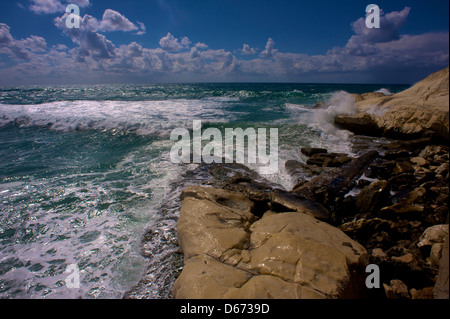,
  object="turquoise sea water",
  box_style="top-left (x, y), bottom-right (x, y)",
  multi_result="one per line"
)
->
top-left (0, 83), bottom-right (409, 298)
